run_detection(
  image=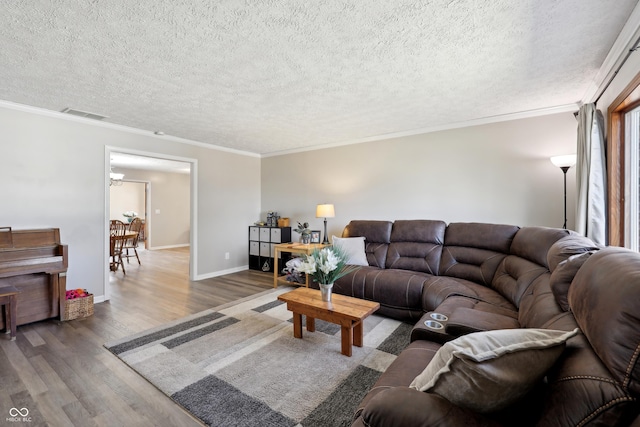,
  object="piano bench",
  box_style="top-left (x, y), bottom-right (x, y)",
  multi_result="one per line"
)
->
top-left (0, 285), bottom-right (18, 341)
